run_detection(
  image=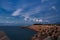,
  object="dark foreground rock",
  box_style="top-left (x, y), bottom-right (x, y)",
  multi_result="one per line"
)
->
top-left (0, 31), bottom-right (10, 40)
